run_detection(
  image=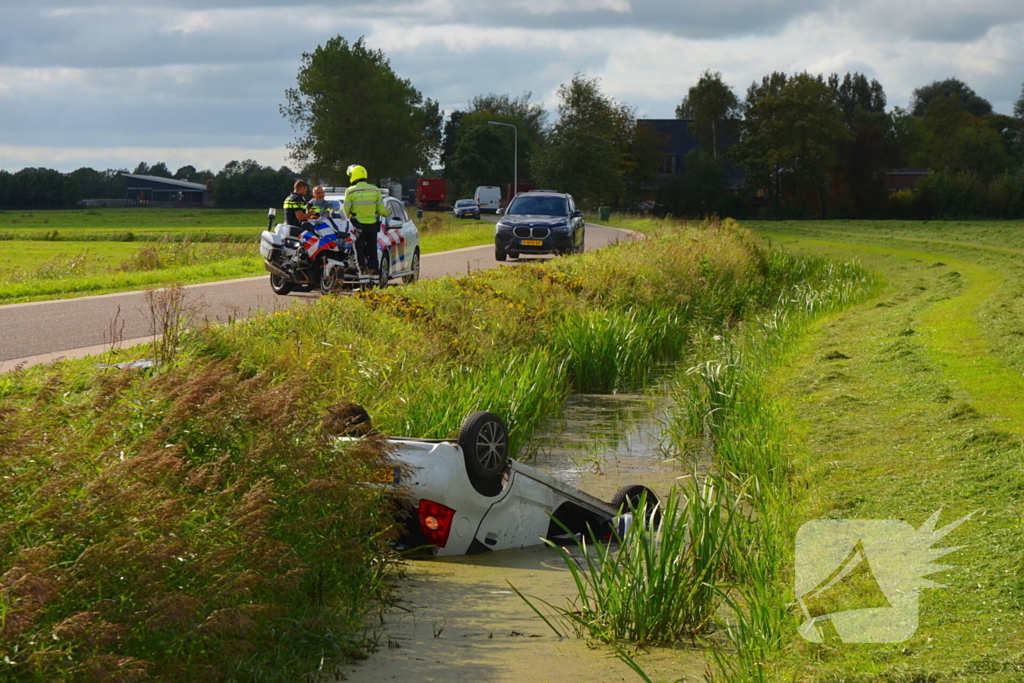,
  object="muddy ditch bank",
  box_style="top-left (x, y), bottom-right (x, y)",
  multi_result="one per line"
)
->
top-left (337, 391), bottom-right (708, 682)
